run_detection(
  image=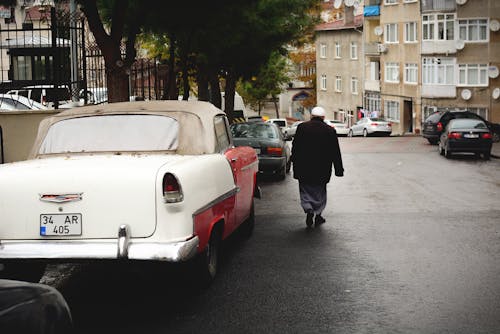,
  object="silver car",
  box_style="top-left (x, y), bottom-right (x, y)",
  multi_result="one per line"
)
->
top-left (348, 117), bottom-right (392, 137)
